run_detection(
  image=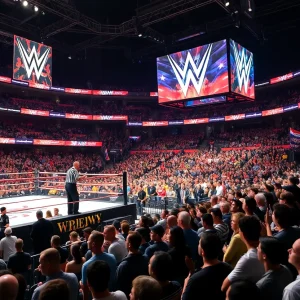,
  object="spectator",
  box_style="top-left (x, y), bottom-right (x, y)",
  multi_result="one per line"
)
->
top-left (135, 227), bottom-right (150, 254)
top-left (242, 197), bottom-right (258, 217)
top-left (120, 221), bottom-right (130, 241)
top-left (0, 273), bottom-right (19, 300)
top-left (220, 201), bottom-right (231, 228)
top-left (0, 207), bottom-right (9, 239)
top-left (87, 260), bottom-right (127, 300)
top-left (30, 210), bottom-right (53, 254)
top-left (279, 192), bottom-right (300, 226)
top-left (226, 280), bottom-right (261, 300)
top-left (211, 208), bottom-right (229, 245)
top-left (178, 211), bottom-right (199, 261)
top-left (282, 177), bottom-right (300, 202)
top-left (7, 238), bottom-right (31, 274)
top-left (50, 235), bottom-right (69, 271)
top-left (145, 225), bottom-right (169, 259)
top-left (182, 232), bottom-right (232, 300)
top-left (53, 208), bottom-right (62, 218)
top-left (81, 231), bottom-right (117, 300)
top-left (38, 279), bottom-right (70, 300)
top-left (66, 231), bottom-right (81, 247)
top-left (65, 243), bottom-right (86, 281)
top-left (198, 213), bottom-right (218, 238)
top-left (112, 220), bottom-right (125, 241)
top-left (257, 237), bottom-right (293, 300)
top-left (163, 215), bottom-right (178, 243)
top-left (103, 225), bottom-right (128, 263)
top-left (0, 227), bottom-right (17, 262)
top-left (80, 227), bottom-right (93, 257)
top-left (149, 251), bottom-right (182, 300)
top-left (168, 226), bottom-right (192, 285)
top-left (14, 273), bottom-right (26, 300)
top-left (223, 212), bottom-right (247, 267)
top-left (156, 210), bottom-right (169, 230)
top-left (129, 275), bottom-right (162, 300)
top-left (230, 199), bottom-right (243, 213)
top-left (222, 216), bottom-right (264, 291)
top-left (255, 193), bottom-right (267, 216)
top-left (283, 238), bottom-right (300, 300)
top-left (116, 232), bottom-right (149, 298)
top-left (45, 210), bottom-right (53, 219)
top-left (32, 248), bottom-right (78, 300)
